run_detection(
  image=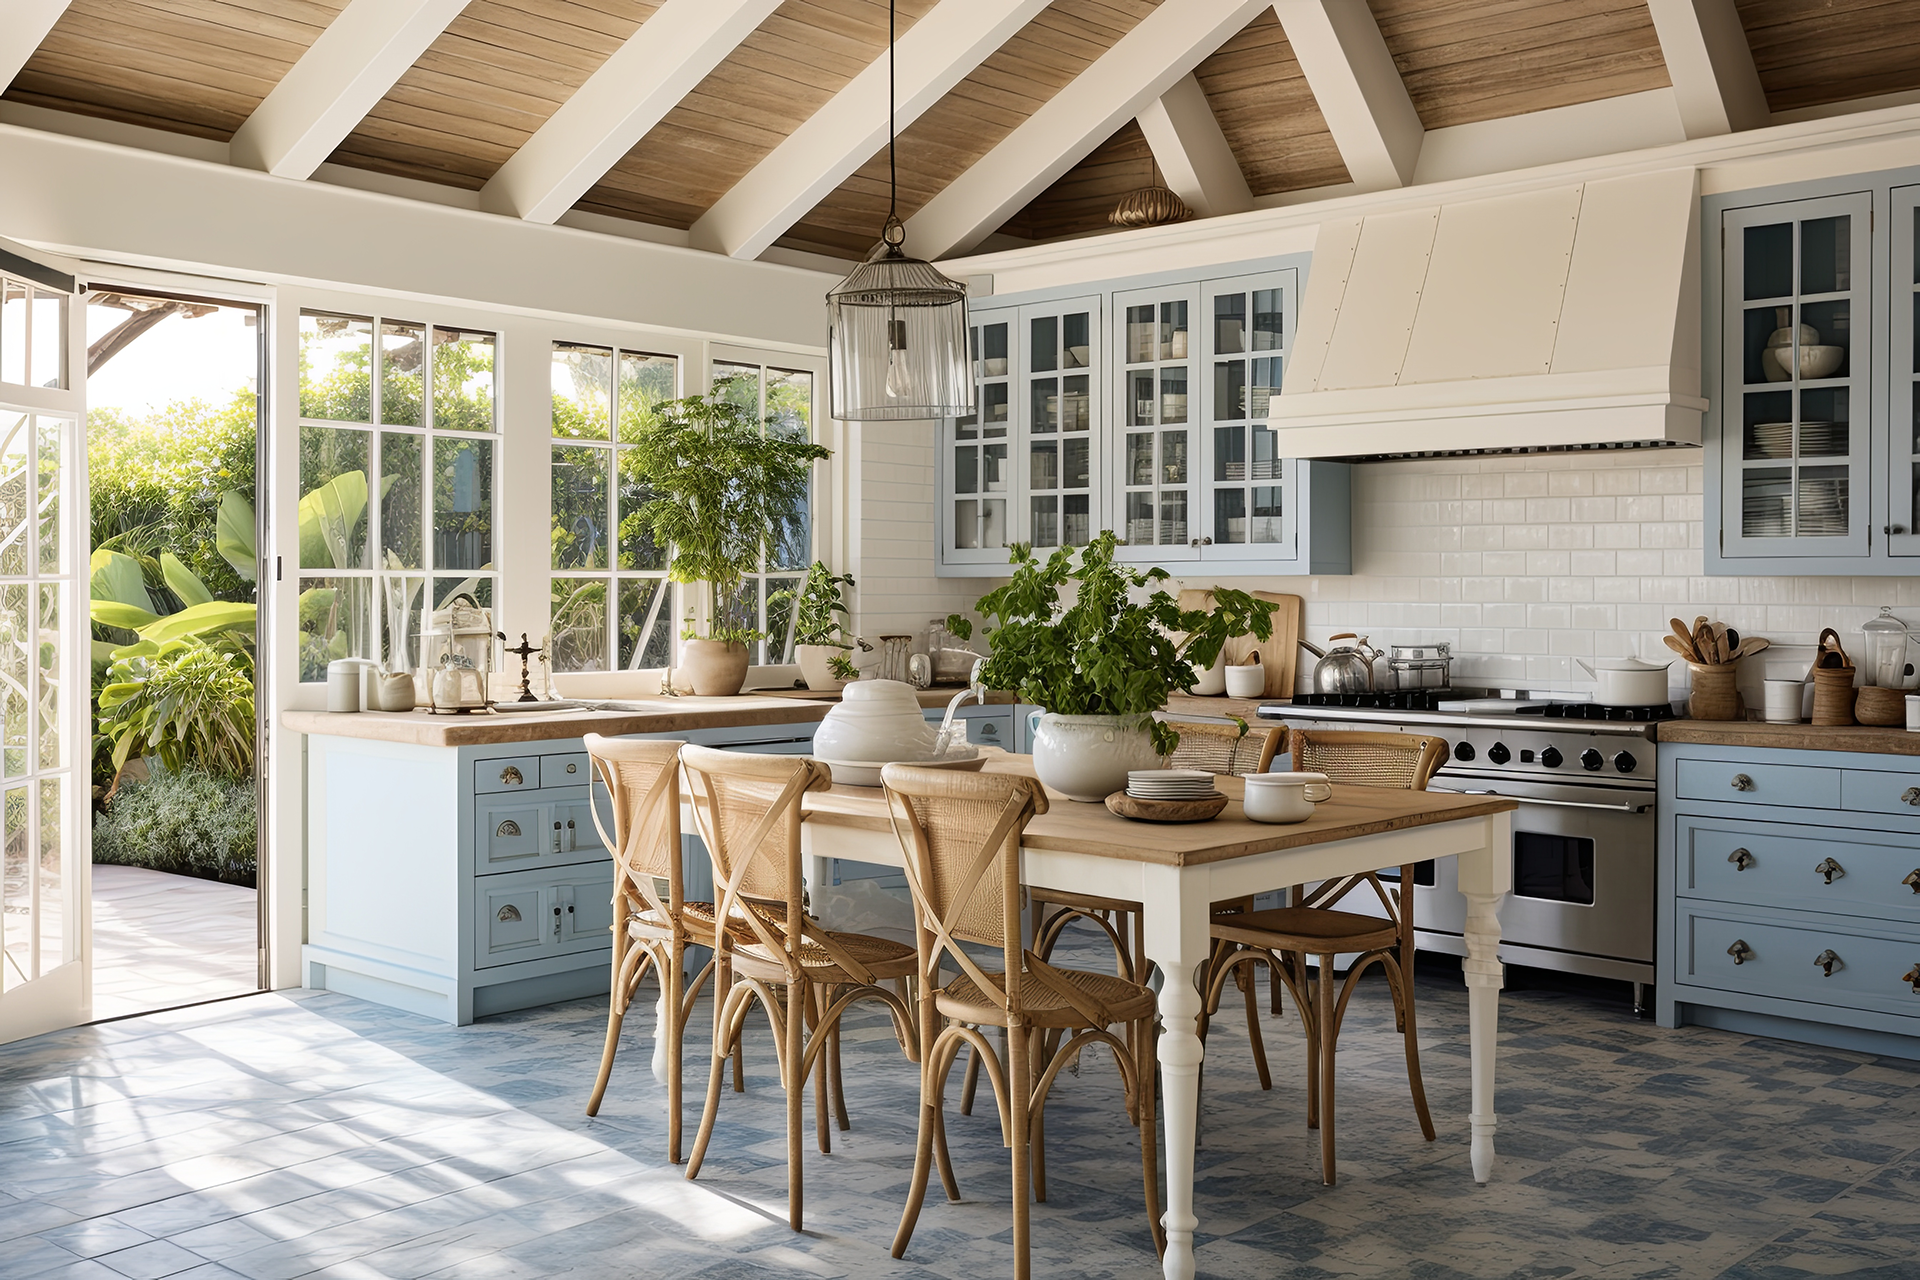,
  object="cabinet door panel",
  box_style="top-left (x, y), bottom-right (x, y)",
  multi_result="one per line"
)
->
top-left (1113, 285), bottom-right (1200, 562)
top-left (1888, 184), bottom-right (1920, 556)
top-left (479, 882), bottom-right (547, 965)
top-left (1197, 272), bottom-right (1299, 564)
top-left (478, 798), bottom-right (546, 868)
